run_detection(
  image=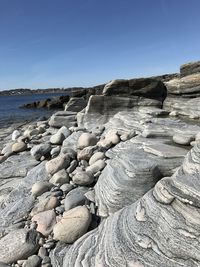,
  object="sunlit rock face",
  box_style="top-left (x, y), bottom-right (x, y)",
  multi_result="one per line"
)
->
top-left (63, 142), bottom-right (200, 267)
